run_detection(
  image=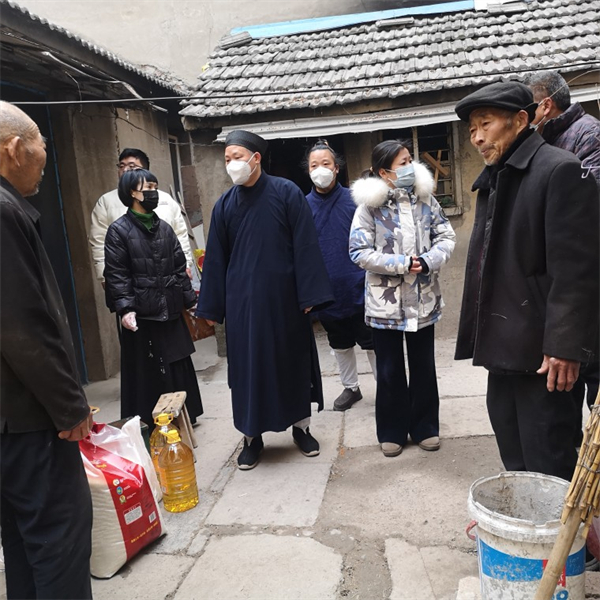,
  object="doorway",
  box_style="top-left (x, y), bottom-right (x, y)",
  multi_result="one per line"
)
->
top-left (1, 83), bottom-right (88, 383)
